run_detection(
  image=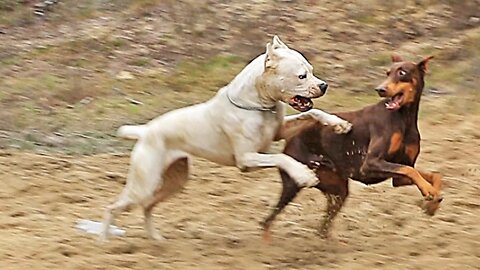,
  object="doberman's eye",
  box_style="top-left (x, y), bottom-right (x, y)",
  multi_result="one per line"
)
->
top-left (398, 70), bottom-right (407, 76)
top-left (298, 73), bottom-right (307, 79)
